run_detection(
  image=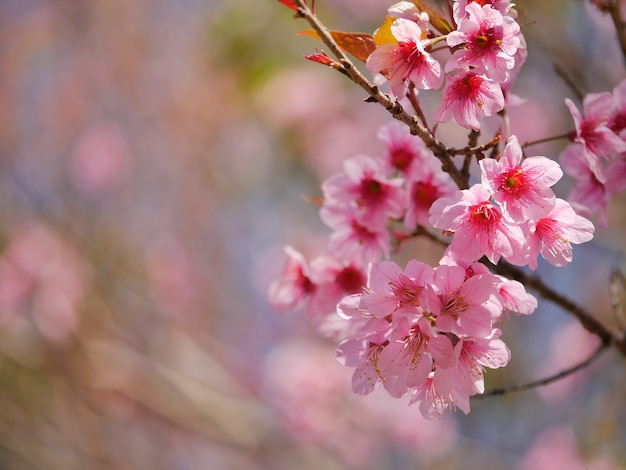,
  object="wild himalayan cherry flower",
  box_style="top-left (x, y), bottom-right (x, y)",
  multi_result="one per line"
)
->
top-left (560, 143), bottom-right (626, 227)
top-left (480, 135), bottom-right (563, 222)
top-left (429, 184), bottom-right (526, 264)
top-left (452, 0), bottom-right (515, 24)
top-left (409, 371), bottom-right (471, 418)
top-left (446, 3), bottom-right (521, 83)
top-left (565, 92), bottom-right (626, 174)
top-left (374, 316), bottom-right (437, 398)
top-left (433, 70), bottom-right (504, 130)
top-left (268, 247), bottom-right (367, 323)
top-left (387, 1), bottom-right (430, 27)
top-left (425, 264), bottom-right (501, 338)
top-left (495, 275), bottom-right (538, 317)
top-left (404, 152), bottom-right (457, 229)
top-left (322, 154), bottom-right (405, 229)
top-left (377, 121), bottom-right (432, 177)
top-left (320, 204), bottom-right (391, 263)
top-left (527, 198), bottom-right (595, 271)
top-left (433, 329), bottom-right (510, 398)
top-left (366, 18), bottom-right (443, 97)
top-left (358, 259), bottom-right (434, 317)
